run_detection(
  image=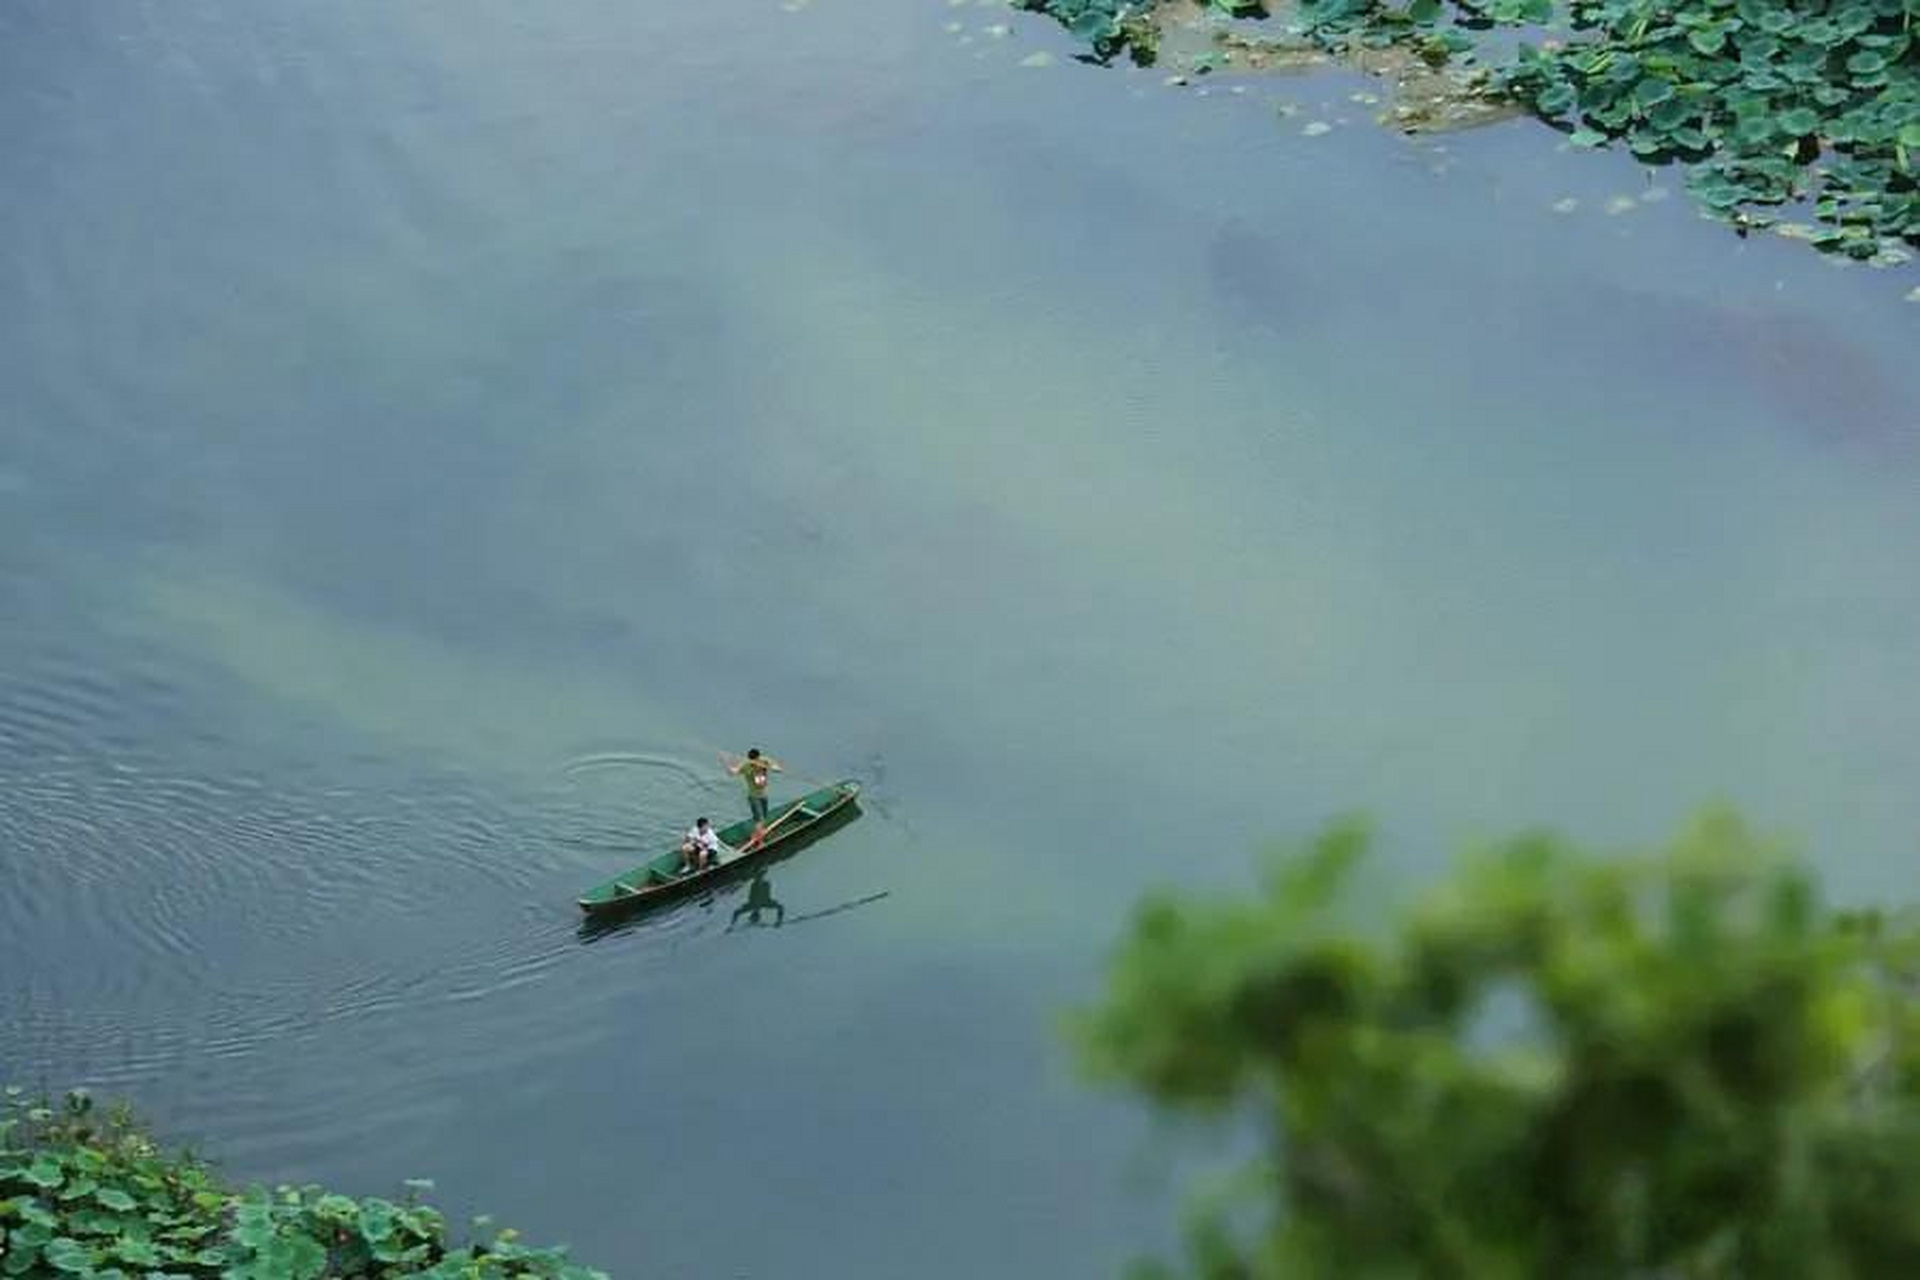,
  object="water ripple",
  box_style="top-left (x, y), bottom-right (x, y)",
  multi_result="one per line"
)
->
top-left (0, 665), bottom-right (838, 1171)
